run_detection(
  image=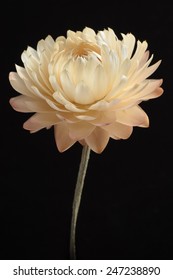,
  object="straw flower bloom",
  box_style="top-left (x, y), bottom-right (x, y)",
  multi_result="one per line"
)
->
top-left (9, 27), bottom-right (163, 153)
